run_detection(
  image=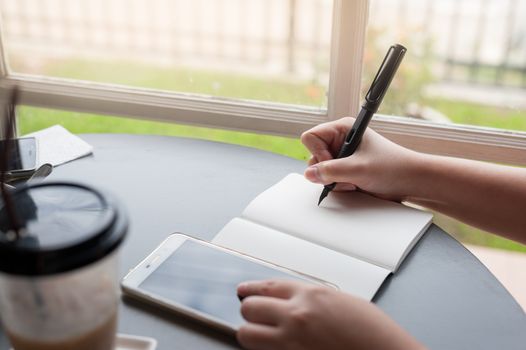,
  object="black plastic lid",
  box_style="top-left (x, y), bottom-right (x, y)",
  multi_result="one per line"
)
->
top-left (0, 182), bottom-right (128, 276)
